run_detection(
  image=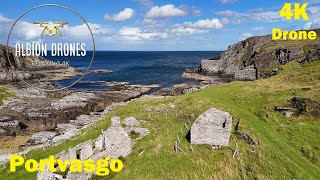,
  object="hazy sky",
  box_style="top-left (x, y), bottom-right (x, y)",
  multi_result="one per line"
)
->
top-left (0, 0), bottom-right (319, 50)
